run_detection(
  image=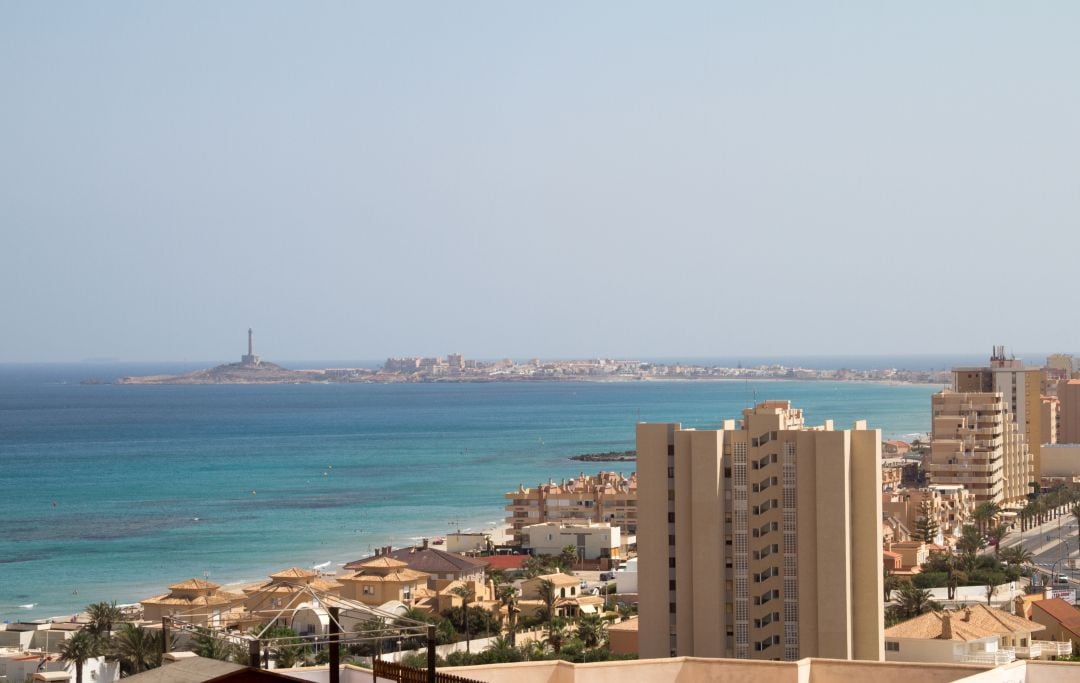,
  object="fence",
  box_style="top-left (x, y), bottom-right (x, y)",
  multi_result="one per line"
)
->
top-left (372, 660), bottom-right (484, 683)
